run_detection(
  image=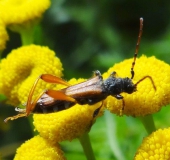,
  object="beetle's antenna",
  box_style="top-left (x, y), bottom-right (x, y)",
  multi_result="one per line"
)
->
top-left (131, 18), bottom-right (143, 79)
